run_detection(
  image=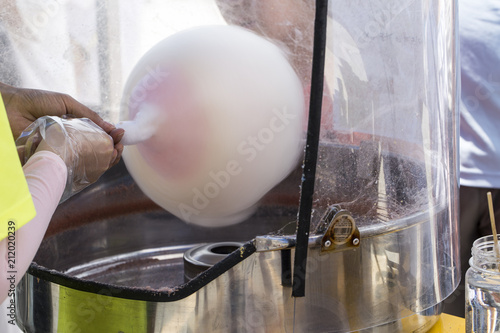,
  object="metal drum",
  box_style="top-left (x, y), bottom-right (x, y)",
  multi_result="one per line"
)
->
top-left (16, 142), bottom-right (456, 332)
